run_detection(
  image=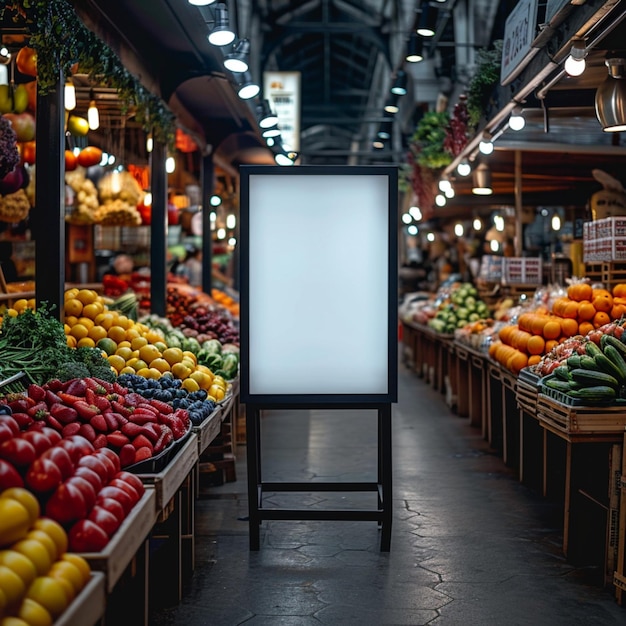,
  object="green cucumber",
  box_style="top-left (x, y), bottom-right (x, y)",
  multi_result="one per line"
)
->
top-left (545, 378), bottom-right (572, 392)
top-left (593, 352), bottom-right (625, 382)
top-left (604, 344), bottom-right (626, 382)
top-left (585, 341), bottom-right (602, 357)
top-left (580, 355), bottom-right (599, 370)
top-left (567, 355), bottom-right (582, 370)
top-left (553, 365), bottom-right (571, 381)
top-left (569, 385), bottom-right (616, 401)
top-left (603, 335), bottom-right (626, 358)
top-left (570, 368), bottom-right (619, 389)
